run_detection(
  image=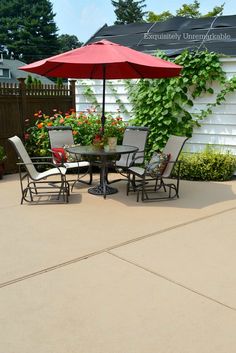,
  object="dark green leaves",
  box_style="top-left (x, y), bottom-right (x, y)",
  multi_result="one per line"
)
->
top-left (0, 0), bottom-right (58, 63)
